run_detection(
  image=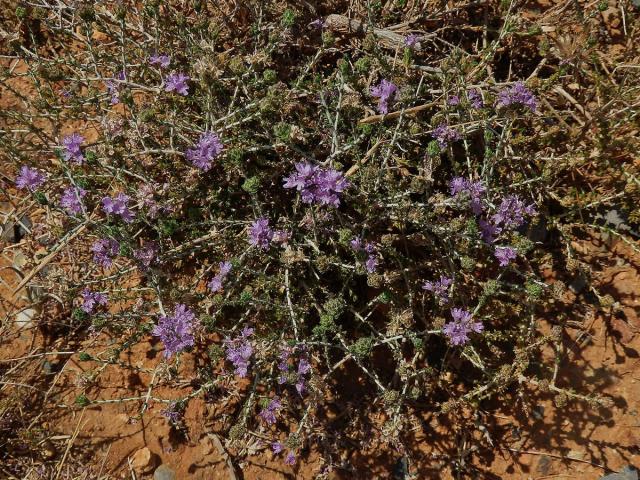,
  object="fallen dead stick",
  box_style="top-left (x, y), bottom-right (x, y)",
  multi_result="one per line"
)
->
top-left (12, 221), bottom-right (88, 297)
top-left (359, 101), bottom-right (437, 125)
top-left (325, 14), bottom-right (431, 51)
top-left (506, 447), bottom-right (614, 472)
top-left (208, 433), bottom-right (238, 480)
